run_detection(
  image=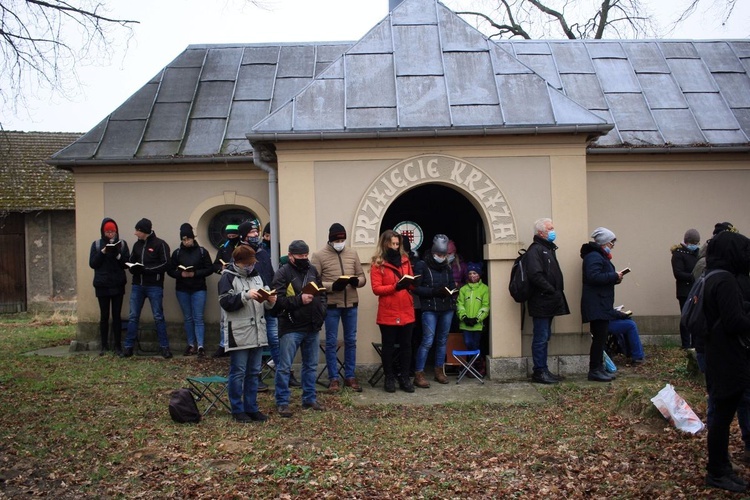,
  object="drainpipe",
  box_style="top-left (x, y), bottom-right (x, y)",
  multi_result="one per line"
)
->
top-left (252, 147), bottom-right (280, 268)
